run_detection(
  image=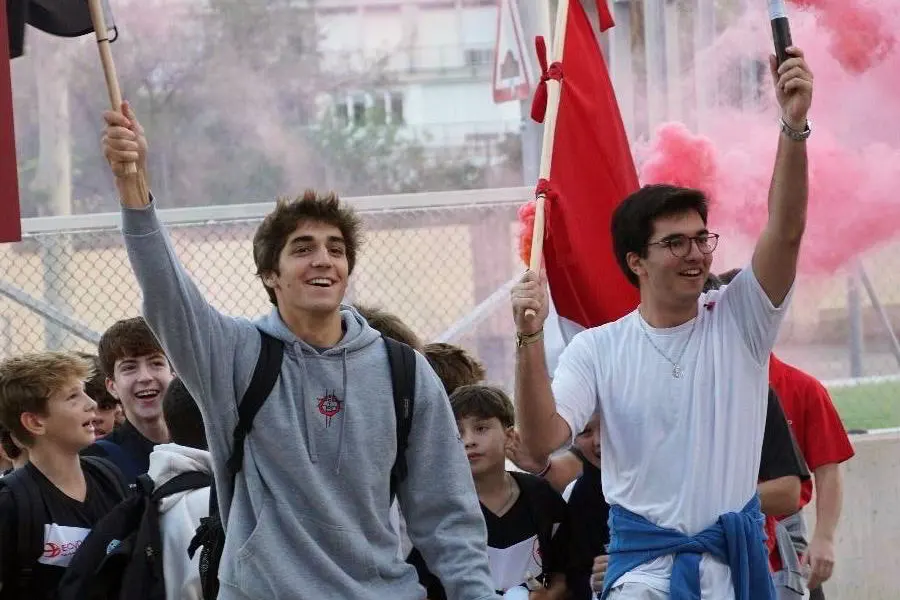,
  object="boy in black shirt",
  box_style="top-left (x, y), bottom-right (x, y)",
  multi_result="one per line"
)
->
top-left (411, 385), bottom-right (572, 598)
top-left (0, 352), bottom-right (127, 600)
top-left (564, 415), bottom-right (609, 600)
top-left (82, 317), bottom-right (174, 480)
